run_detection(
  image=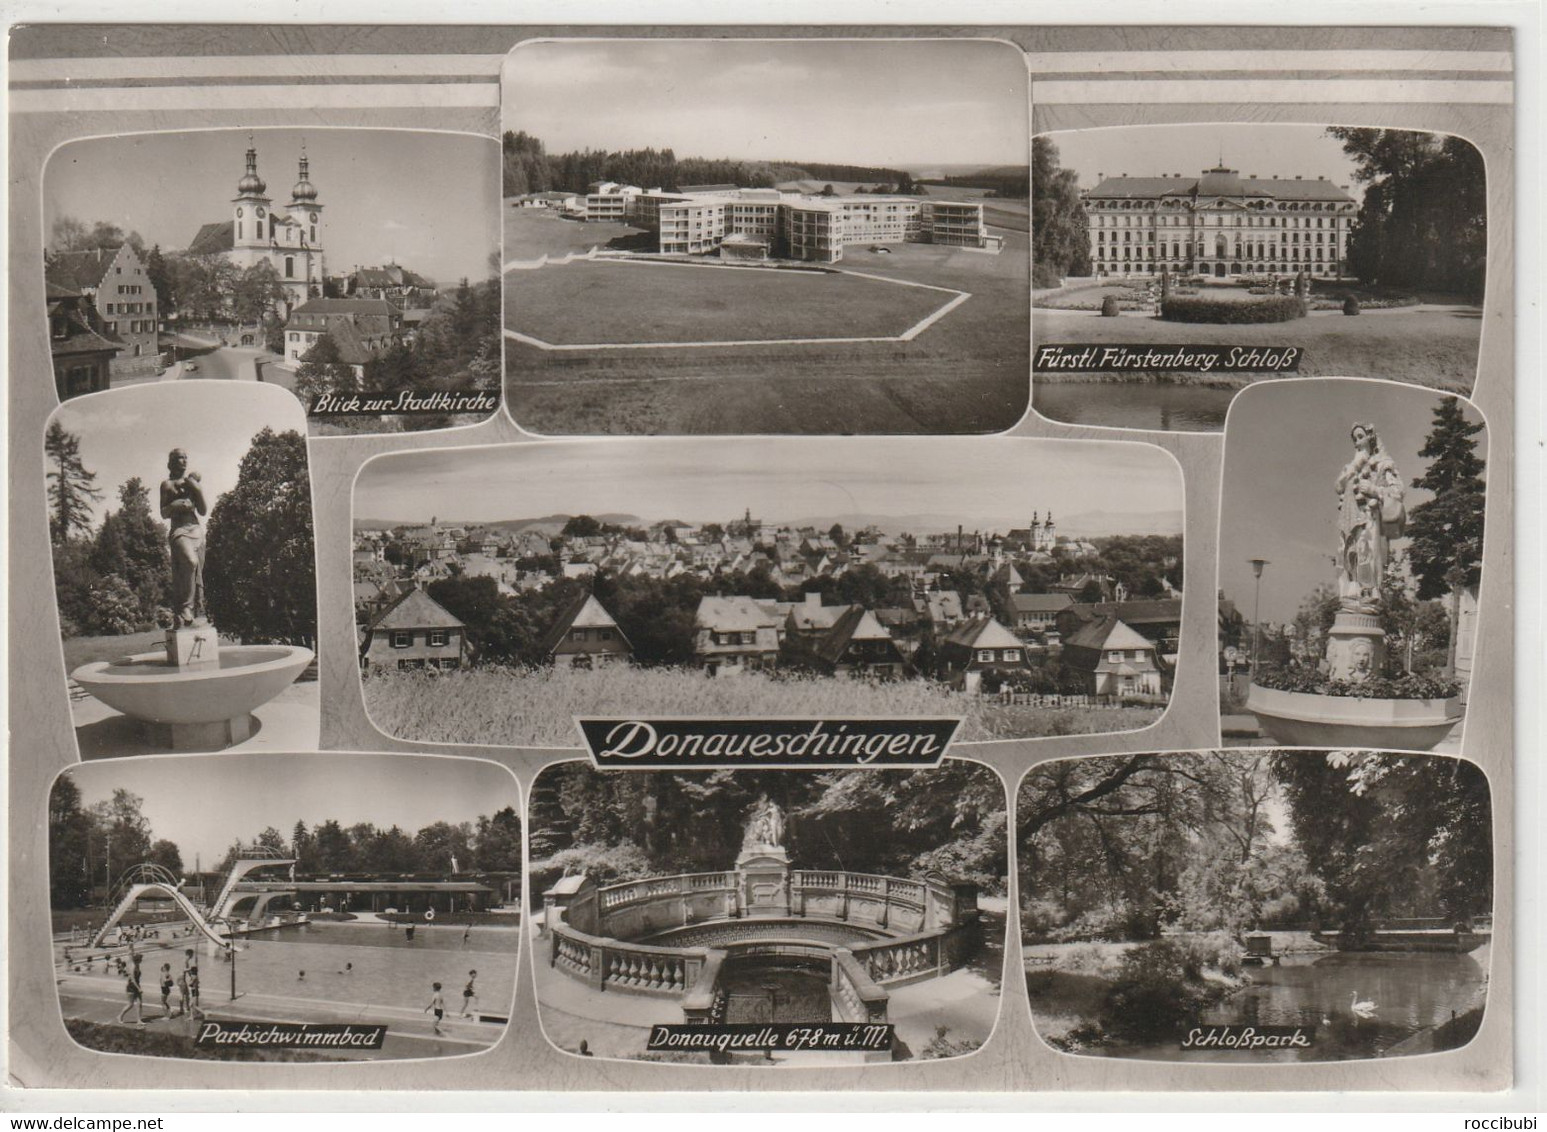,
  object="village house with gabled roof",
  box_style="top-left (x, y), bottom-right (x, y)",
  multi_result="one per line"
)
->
top-left (785, 591), bottom-right (846, 639)
top-left (812, 605), bottom-right (908, 679)
top-left (540, 593), bottom-right (632, 669)
top-left (46, 279), bottom-right (122, 399)
top-left (1009, 592), bottom-right (1074, 635)
top-left (1061, 616), bottom-right (1163, 698)
top-left (937, 616), bottom-right (1030, 692)
top-left (359, 585), bottom-right (468, 672)
top-left (693, 595), bottom-right (786, 676)
top-left (1056, 598), bottom-right (1183, 665)
top-left (345, 263), bottom-right (436, 308)
top-left (46, 243), bottom-right (159, 380)
top-left (283, 296), bottom-right (403, 372)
